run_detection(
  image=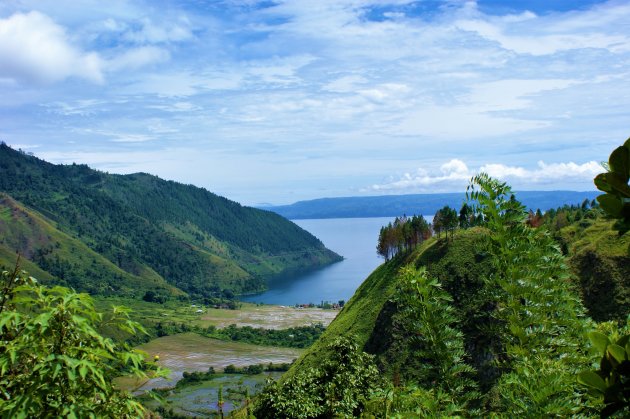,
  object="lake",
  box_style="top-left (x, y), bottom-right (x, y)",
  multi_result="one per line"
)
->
top-left (240, 217), bottom-right (393, 305)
